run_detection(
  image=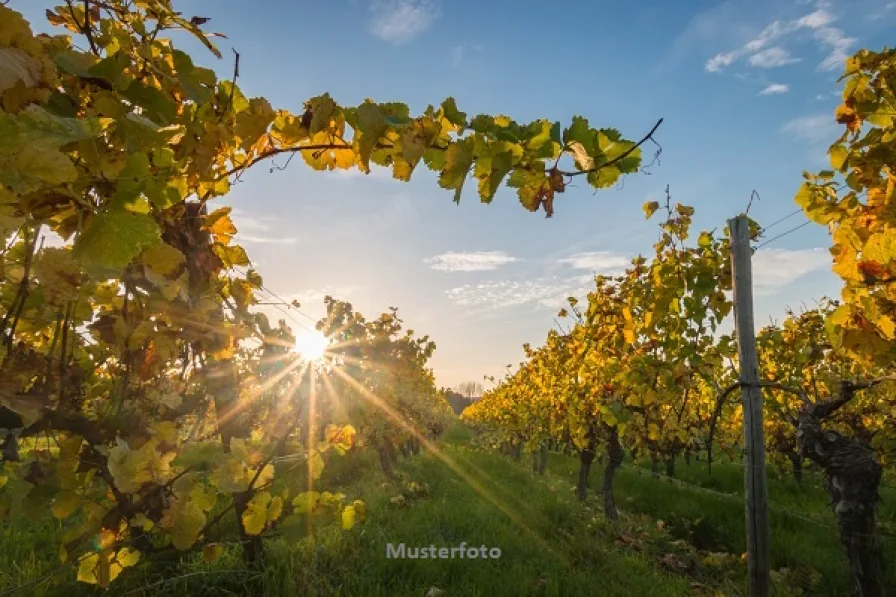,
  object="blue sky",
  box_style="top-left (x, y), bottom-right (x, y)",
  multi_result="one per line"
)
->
top-left (14, 0), bottom-right (896, 389)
